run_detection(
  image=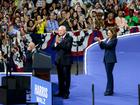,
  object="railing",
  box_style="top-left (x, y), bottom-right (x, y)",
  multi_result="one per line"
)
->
top-left (40, 27), bottom-right (140, 56)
